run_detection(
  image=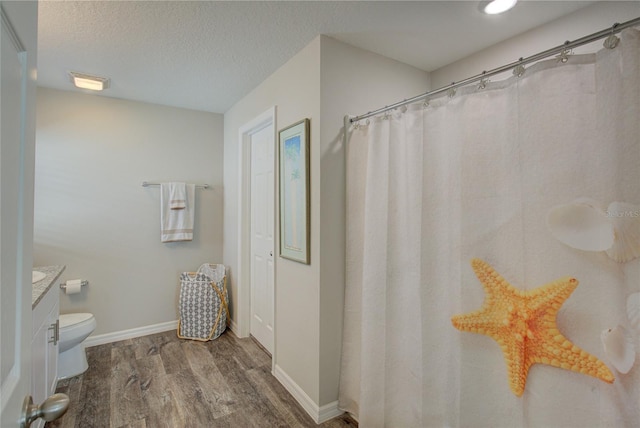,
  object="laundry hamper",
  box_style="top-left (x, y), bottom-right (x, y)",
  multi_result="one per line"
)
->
top-left (177, 263), bottom-right (228, 341)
